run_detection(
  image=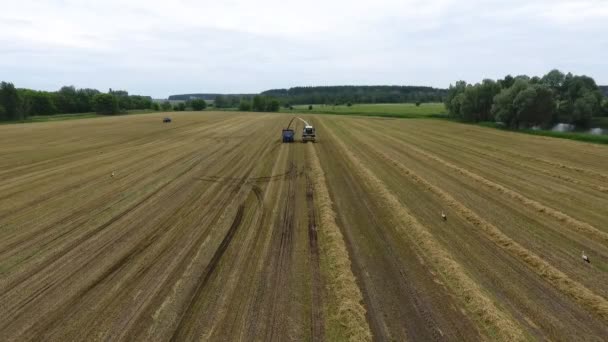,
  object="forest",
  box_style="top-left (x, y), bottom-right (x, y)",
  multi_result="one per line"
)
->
top-left (262, 85), bottom-right (446, 105)
top-left (0, 83), bottom-right (152, 121)
top-left (445, 70), bottom-right (608, 128)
